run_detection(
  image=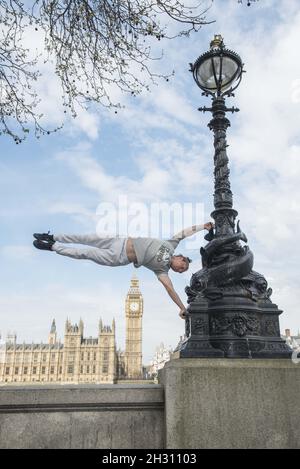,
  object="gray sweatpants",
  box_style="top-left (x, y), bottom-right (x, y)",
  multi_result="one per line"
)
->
top-left (52, 234), bottom-right (130, 267)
